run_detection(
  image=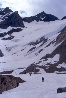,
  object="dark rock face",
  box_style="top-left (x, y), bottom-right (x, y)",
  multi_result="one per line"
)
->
top-left (2, 36), bottom-right (14, 40)
top-left (52, 26), bottom-right (66, 64)
top-left (20, 64), bottom-right (39, 74)
top-left (28, 47), bottom-right (36, 53)
top-left (38, 26), bottom-right (66, 73)
top-left (23, 11), bottom-right (58, 23)
top-left (57, 87), bottom-right (66, 93)
top-left (42, 38), bottom-right (66, 64)
top-left (40, 39), bottom-right (66, 72)
top-left (0, 32), bottom-right (6, 37)
top-left (56, 26), bottom-right (66, 44)
top-left (61, 16), bottom-right (66, 20)
top-left (36, 64), bottom-right (66, 73)
top-left (1, 28), bottom-right (22, 40)
top-left (0, 75), bottom-right (25, 94)
top-left (0, 11), bottom-right (24, 29)
top-left (0, 28), bottom-right (22, 38)
top-left (44, 65), bottom-right (66, 73)
top-left (0, 50), bottom-right (4, 57)
top-left (0, 70), bottom-right (13, 74)
top-left (29, 37), bottom-right (47, 46)
top-left (0, 7), bottom-right (13, 15)
top-left (7, 28), bottom-right (22, 35)
top-left (54, 40), bottom-right (66, 64)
